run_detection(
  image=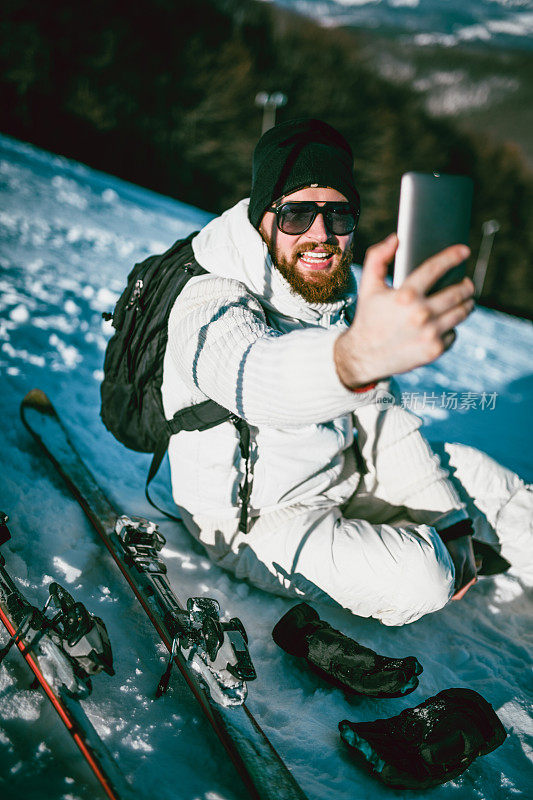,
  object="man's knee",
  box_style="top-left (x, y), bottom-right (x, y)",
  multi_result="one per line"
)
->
top-left (344, 525), bottom-right (455, 627)
top-left (379, 563), bottom-right (454, 626)
top-left (385, 529), bottom-right (454, 625)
